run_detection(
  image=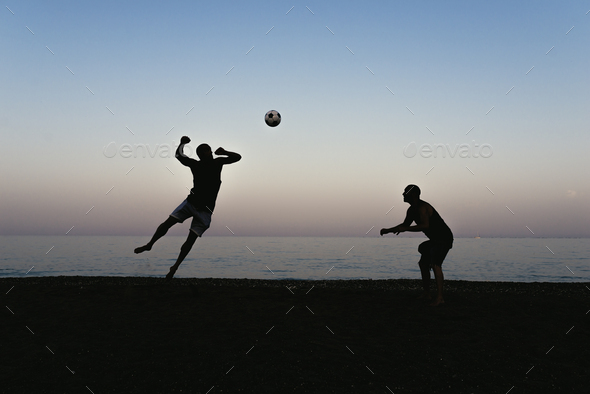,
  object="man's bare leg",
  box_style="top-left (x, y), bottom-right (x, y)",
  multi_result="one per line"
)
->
top-left (134, 216), bottom-right (180, 254)
top-left (430, 265), bottom-right (445, 306)
top-left (166, 231), bottom-right (198, 280)
top-left (417, 260), bottom-right (431, 300)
